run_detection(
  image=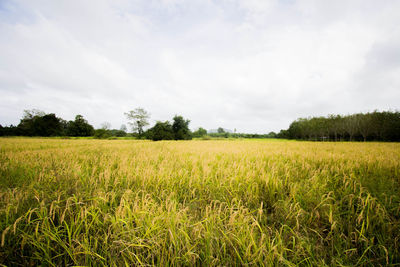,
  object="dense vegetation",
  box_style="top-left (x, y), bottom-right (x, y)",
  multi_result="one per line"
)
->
top-left (0, 139), bottom-right (399, 265)
top-left (0, 109), bottom-right (193, 141)
top-left (145, 116), bottom-right (192, 141)
top-left (0, 110), bottom-right (95, 137)
top-left (280, 111), bottom-right (400, 142)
